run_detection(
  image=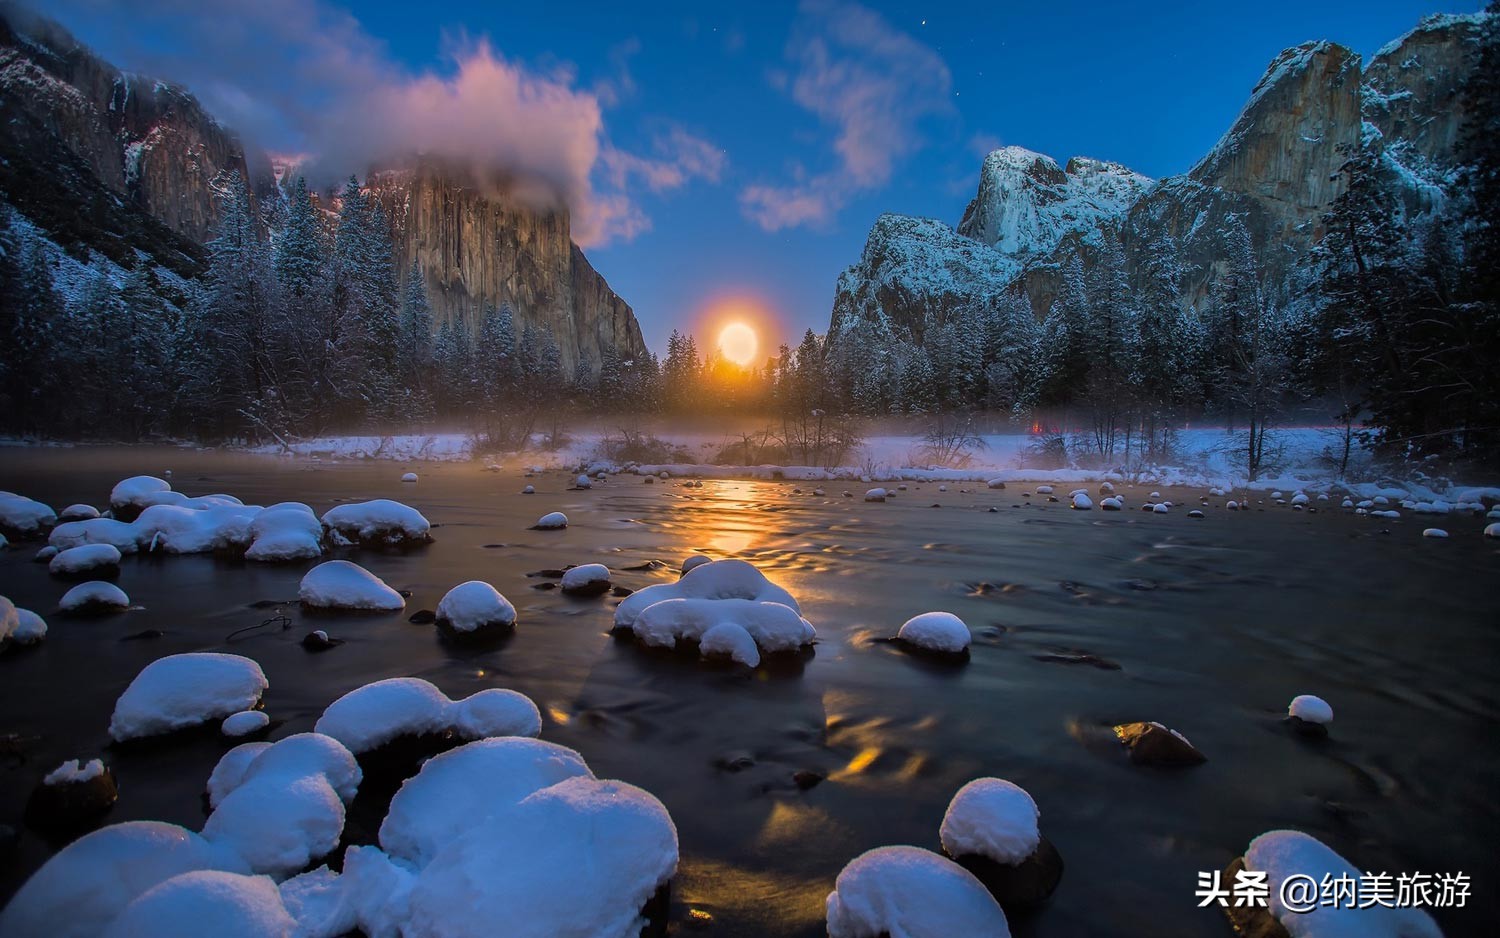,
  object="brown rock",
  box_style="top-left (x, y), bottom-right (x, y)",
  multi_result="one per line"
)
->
top-left (949, 836), bottom-right (1065, 908)
top-left (1113, 721), bottom-right (1206, 766)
